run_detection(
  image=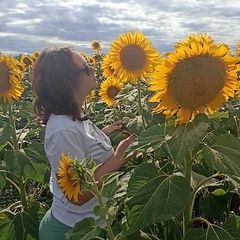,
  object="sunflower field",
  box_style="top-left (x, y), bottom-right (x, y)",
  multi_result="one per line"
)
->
top-left (0, 32), bottom-right (240, 240)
